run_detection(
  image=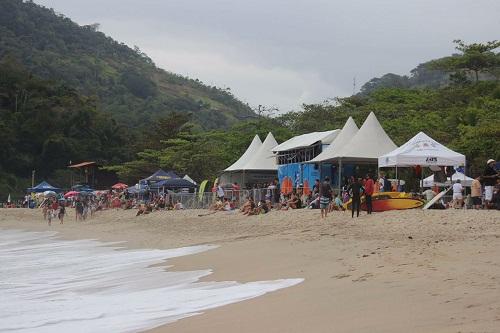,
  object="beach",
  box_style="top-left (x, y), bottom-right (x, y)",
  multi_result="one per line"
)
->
top-left (1, 208), bottom-right (500, 332)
